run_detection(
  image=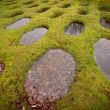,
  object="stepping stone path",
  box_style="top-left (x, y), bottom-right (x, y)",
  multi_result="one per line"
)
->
top-left (94, 38), bottom-right (110, 80)
top-left (19, 28), bottom-right (48, 45)
top-left (7, 18), bottom-right (30, 29)
top-left (24, 49), bottom-right (76, 109)
top-left (65, 22), bottom-right (84, 36)
top-left (101, 18), bottom-right (110, 29)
